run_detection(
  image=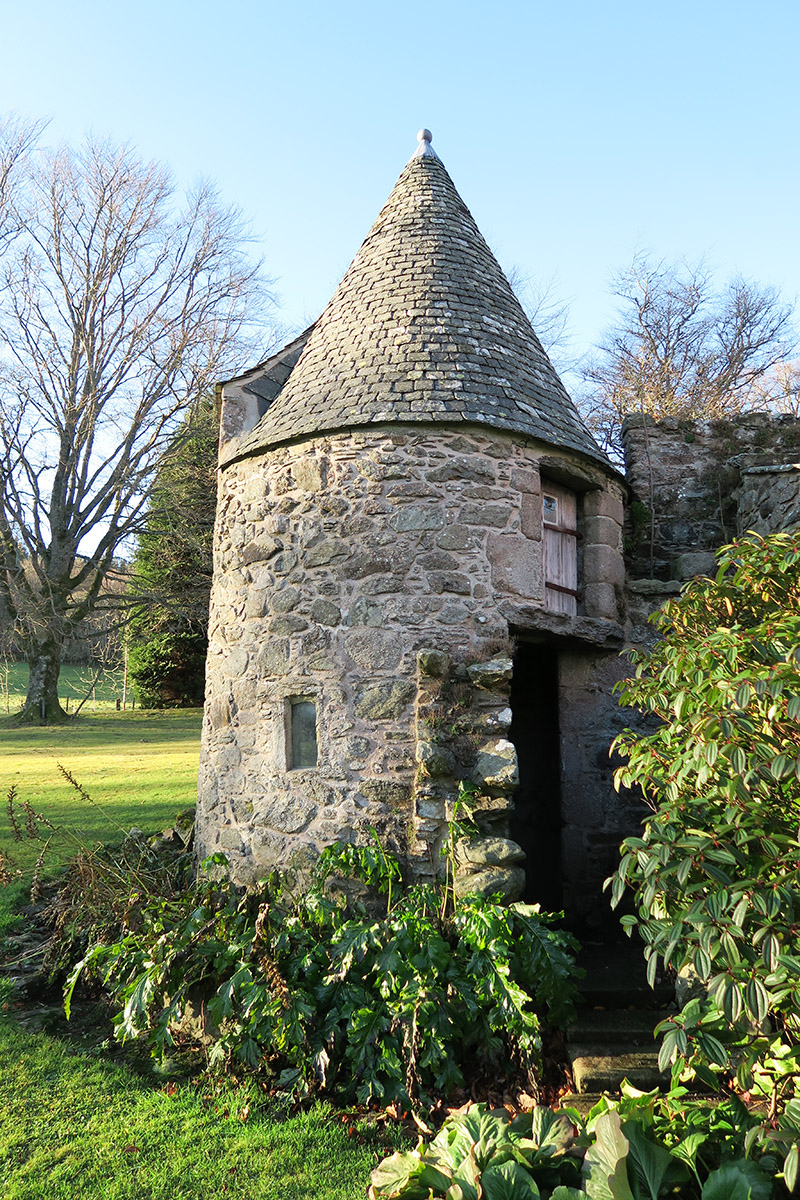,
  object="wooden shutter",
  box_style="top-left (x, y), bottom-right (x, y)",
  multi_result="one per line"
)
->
top-left (542, 484), bottom-right (578, 615)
